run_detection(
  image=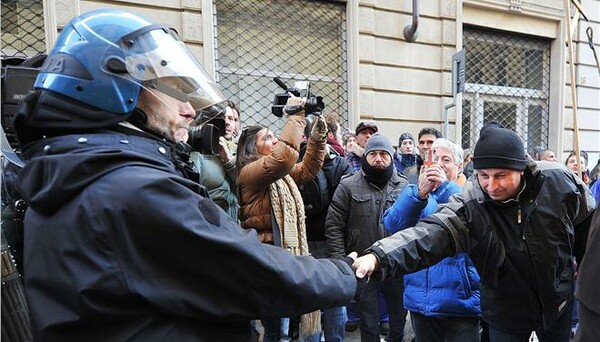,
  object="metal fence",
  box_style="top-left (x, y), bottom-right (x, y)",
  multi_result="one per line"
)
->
top-left (461, 27), bottom-right (551, 153)
top-left (1, 0), bottom-right (46, 58)
top-left (213, 0), bottom-right (348, 133)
